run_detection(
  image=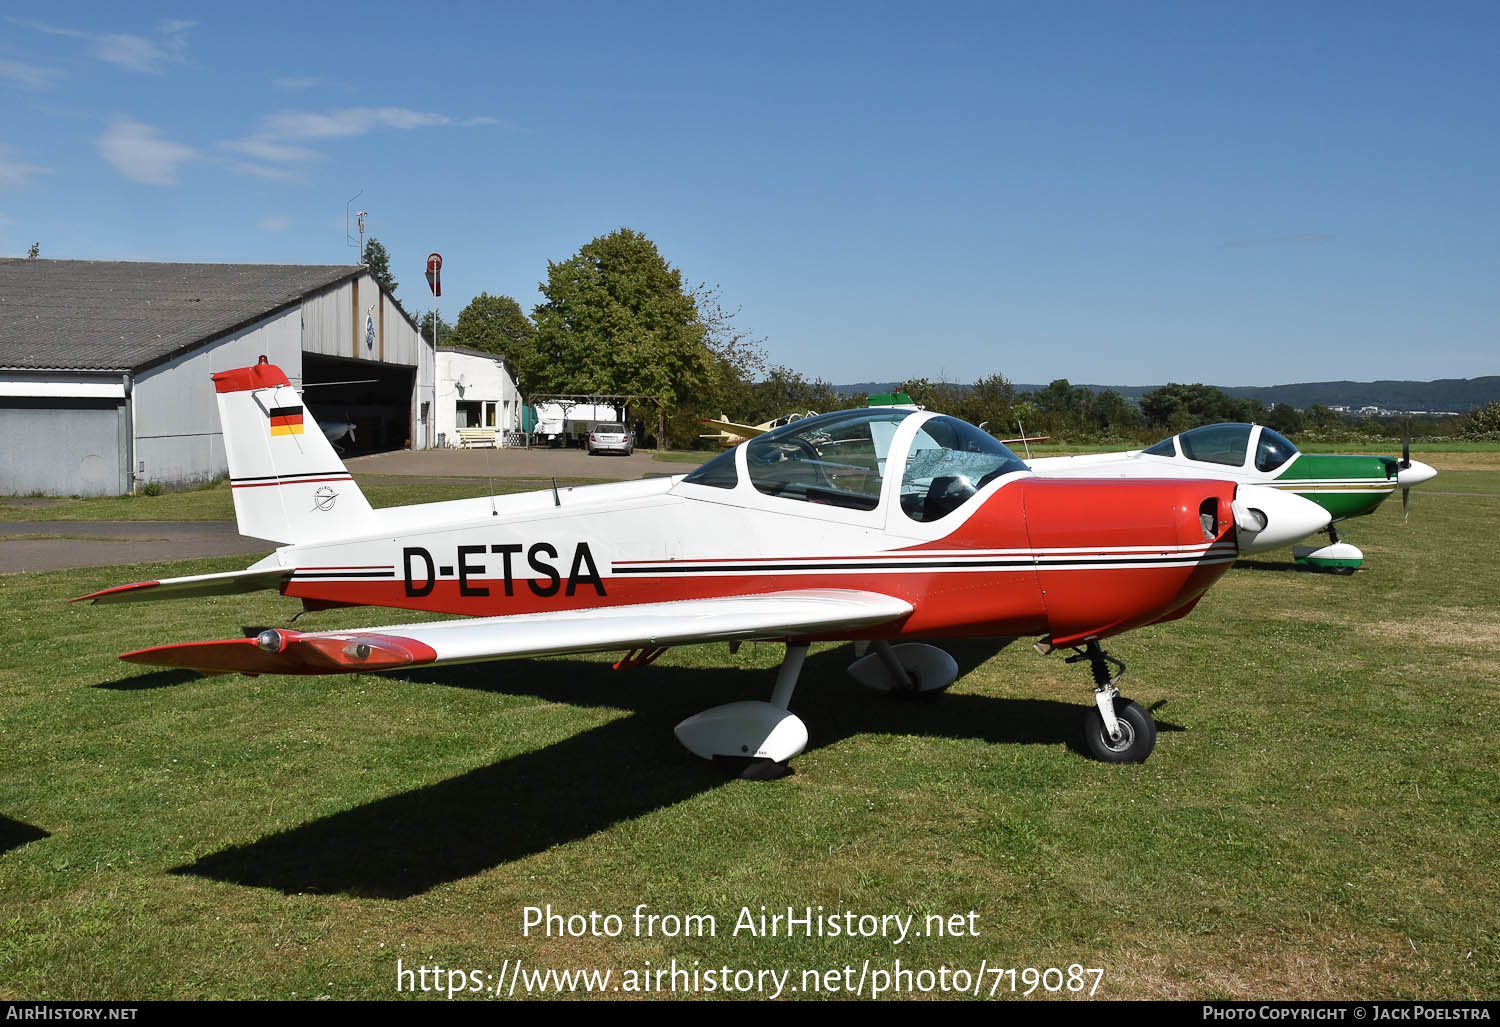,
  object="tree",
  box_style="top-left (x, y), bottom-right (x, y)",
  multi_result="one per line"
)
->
top-left (1085, 388), bottom-right (1141, 435)
top-left (1304, 404), bottom-right (1342, 431)
top-left (959, 373), bottom-right (1018, 431)
top-left (691, 281), bottom-right (767, 422)
top-left (1264, 403), bottom-right (1304, 436)
top-left (417, 309), bottom-right (453, 345)
top-left (1140, 382), bottom-right (1245, 432)
top-left (26, 242), bottom-right (39, 260)
top-left (751, 366), bottom-right (844, 423)
top-left (1459, 401), bottom-right (1500, 439)
top-left (529, 228), bottom-right (714, 410)
top-left (362, 238), bottom-right (397, 296)
top-left (1034, 379), bottom-right (1084, 418)
top-left (450, 293), bottom-right (536, 376)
